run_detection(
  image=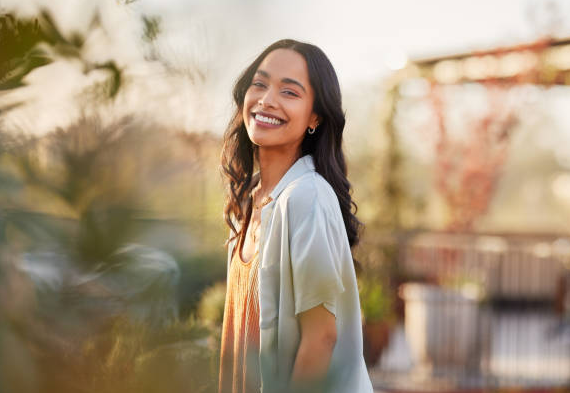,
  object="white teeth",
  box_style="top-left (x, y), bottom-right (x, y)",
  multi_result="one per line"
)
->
top-left (254, 114), bottom-right (283, 125)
